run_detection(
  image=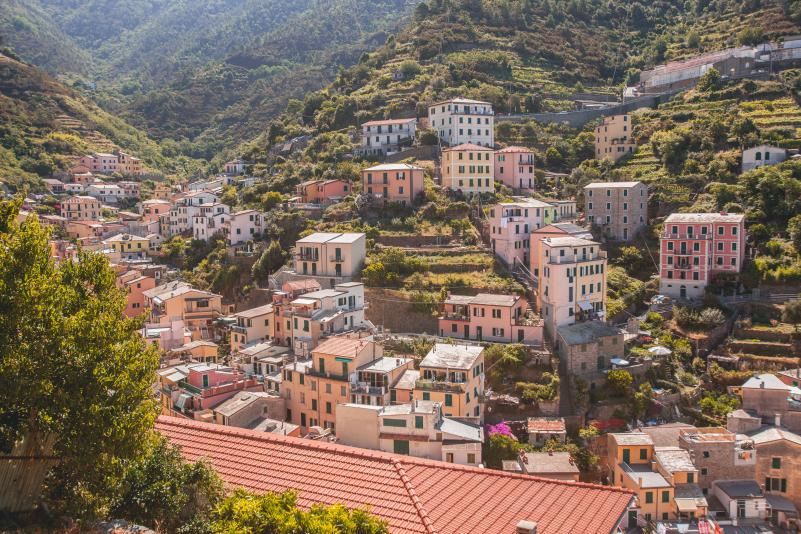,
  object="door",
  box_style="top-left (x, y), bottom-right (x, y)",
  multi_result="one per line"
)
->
top-left (680, 285), bottom-right (687, 299)
top-left (518, 329), bottom-right (524, 342)
top-left (464, 325), bottom-right (470, 338)
top-left (628, 511), bottom-right (638, 529)
top-left (622, 448), bottom-right (631, 464)
top-left (300, 413), bottom-right (306, 428)
top-left (476, 326), bottom-right (483, 341)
